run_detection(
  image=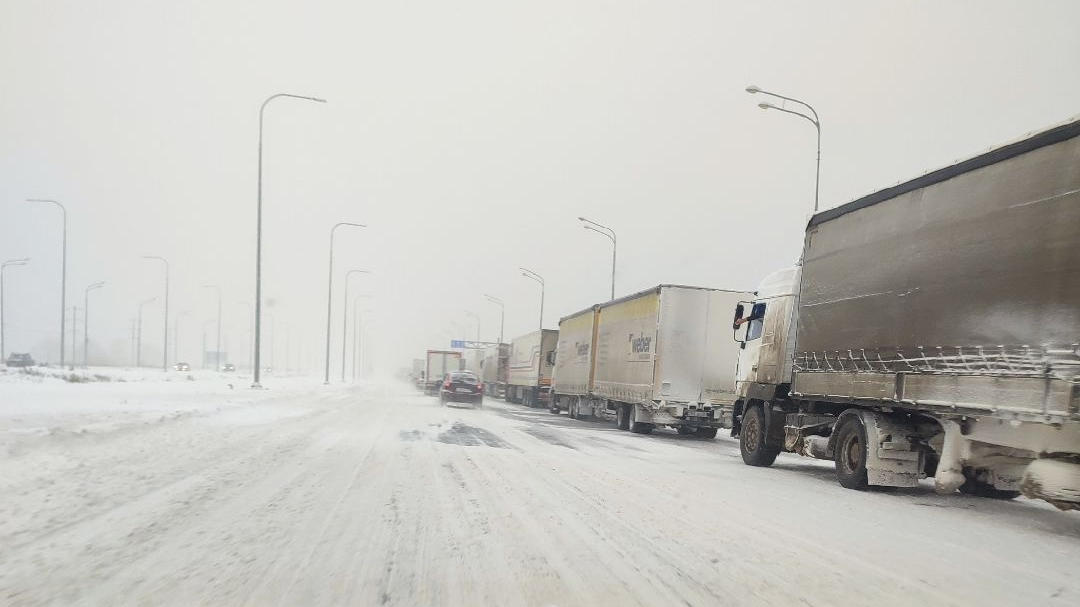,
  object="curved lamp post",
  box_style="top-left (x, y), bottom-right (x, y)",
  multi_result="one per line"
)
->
top-left (83, 281), bottom-right (105, 368)
top-left (745, 85), bottom-right (821, 214)
top-left (578, 216), bottom-right (616, 300)
top-left (322, 222), bottom-right (365, 384)
top-left (253, 92), bottom-right (326, 388)
top-left (1, 258), bottom-right (29, 362)
top-left (341, 269), bottom-right (370, 382)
